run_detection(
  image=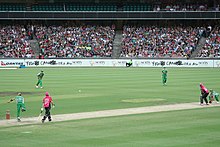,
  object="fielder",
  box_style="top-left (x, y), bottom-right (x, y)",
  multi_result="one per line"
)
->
top-left (162, 67), bottom-right (168, 85)
top-left (209, 89), bottom-right (219, 104)
top-left (8, 93), bottom-right (26, 122)
top-left (36, 70), bottom-right (44, 88)
top-left (126, 59), bottom-right (133, 67)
